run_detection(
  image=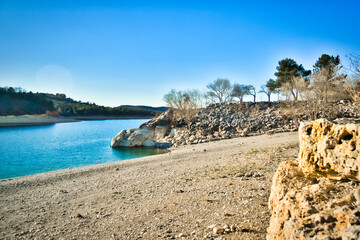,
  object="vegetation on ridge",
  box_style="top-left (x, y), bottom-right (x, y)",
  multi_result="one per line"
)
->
top-left (163, 53), bottom-right (360, 121)
top-left (0, 88), bottom-right (159, 117)
top-left (0, 87), bottom-right (55, 116)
